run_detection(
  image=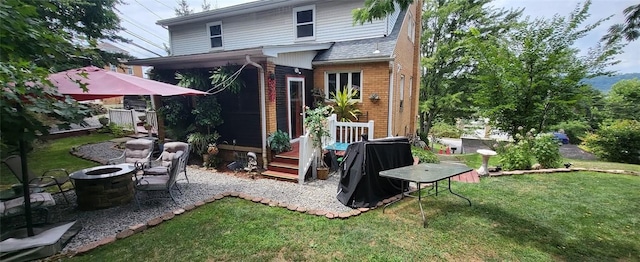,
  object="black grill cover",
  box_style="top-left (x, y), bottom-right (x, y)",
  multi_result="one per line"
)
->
top-left (336, 137), bottom-right (413, 208)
